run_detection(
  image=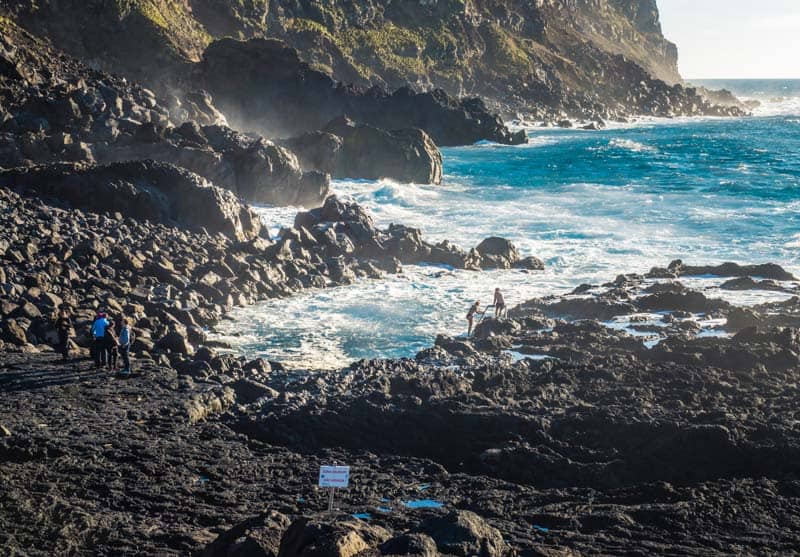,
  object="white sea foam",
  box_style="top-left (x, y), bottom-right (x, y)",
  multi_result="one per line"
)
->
top-left (215, 111), bottom-right (800, 367)
top-left (608, 138), bottom-right (658, 153)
